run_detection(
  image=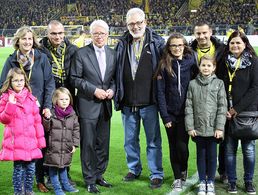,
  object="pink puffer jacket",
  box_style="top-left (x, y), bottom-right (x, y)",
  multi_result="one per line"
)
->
top-left (0, 88), bottom-right (46, 161)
